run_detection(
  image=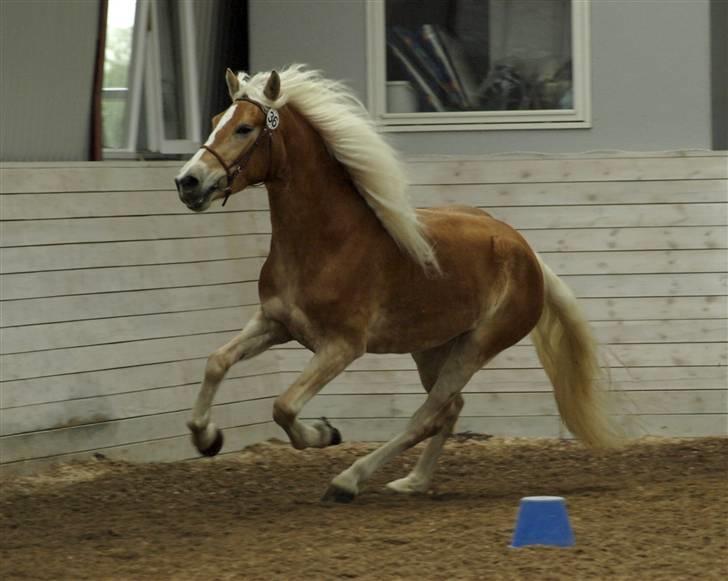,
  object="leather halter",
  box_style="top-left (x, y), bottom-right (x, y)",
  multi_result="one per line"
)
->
top-left (200, 96), bottom-right (276, 207)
